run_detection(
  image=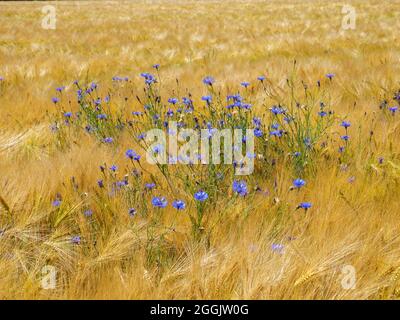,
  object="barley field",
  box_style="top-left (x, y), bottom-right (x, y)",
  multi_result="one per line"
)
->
top-left (1, 0), bottom-right (400, 300)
